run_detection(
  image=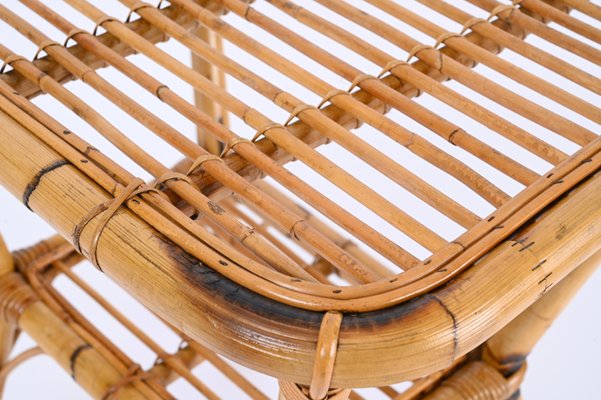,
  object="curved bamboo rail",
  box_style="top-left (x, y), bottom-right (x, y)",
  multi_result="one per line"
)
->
top-left (0, 102), bottom-right (599, 387)
top-left (0, 0), bottom-right (599, 397)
